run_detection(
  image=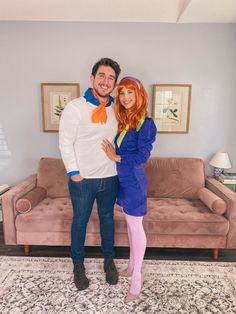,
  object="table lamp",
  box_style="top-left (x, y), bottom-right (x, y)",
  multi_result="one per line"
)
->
top-left (209, 152), bottom-right (231, 178)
